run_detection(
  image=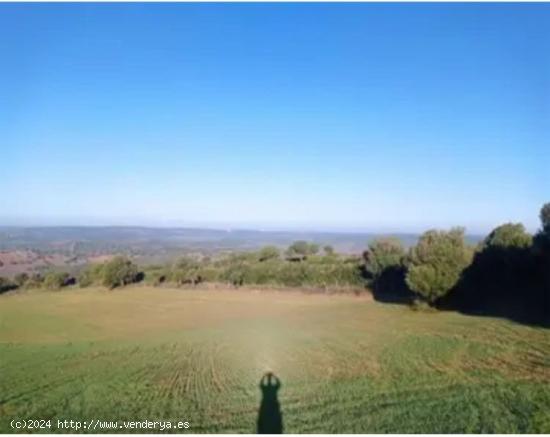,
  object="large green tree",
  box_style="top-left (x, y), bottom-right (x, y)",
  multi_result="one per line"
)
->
top-left (406, 228), bottom-right (473, 304)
